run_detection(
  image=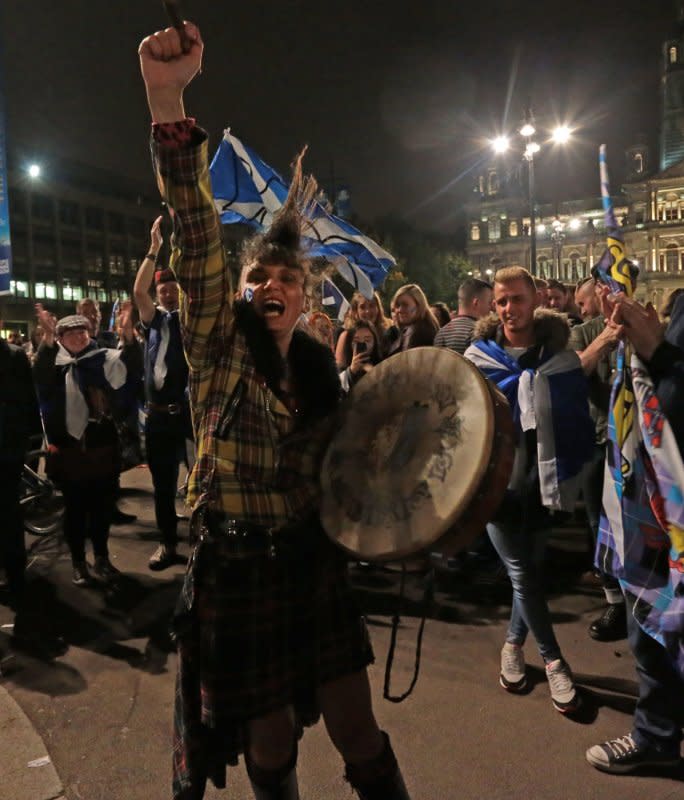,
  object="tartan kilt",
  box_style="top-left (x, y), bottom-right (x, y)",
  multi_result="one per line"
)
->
top-left (171, 515), bottom-right (374, 799)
